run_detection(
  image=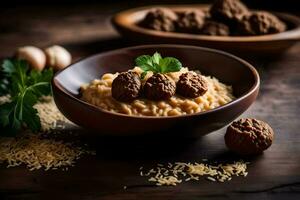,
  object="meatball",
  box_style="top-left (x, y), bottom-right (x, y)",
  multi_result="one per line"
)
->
top-left (210, 0), bottom-right (249, 23)
top-left (237, 11), bottom-right (286, 35)
top-left (111, 71), bottom-right (141, 102)
top-left (138, 8), bottom-right (178, 32)
top-left (175, 10), bottom-right (206, 33)
top-left (235, 14), bottom-right (255, 35)
top-left (225, 118), bottom-right (274, 155)
top-left (201, 21), bottom-right (230, 36)
top-left (144, 73), bottom-right (176, 100)
top-left (176, 72), bottom-right (208, 98)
